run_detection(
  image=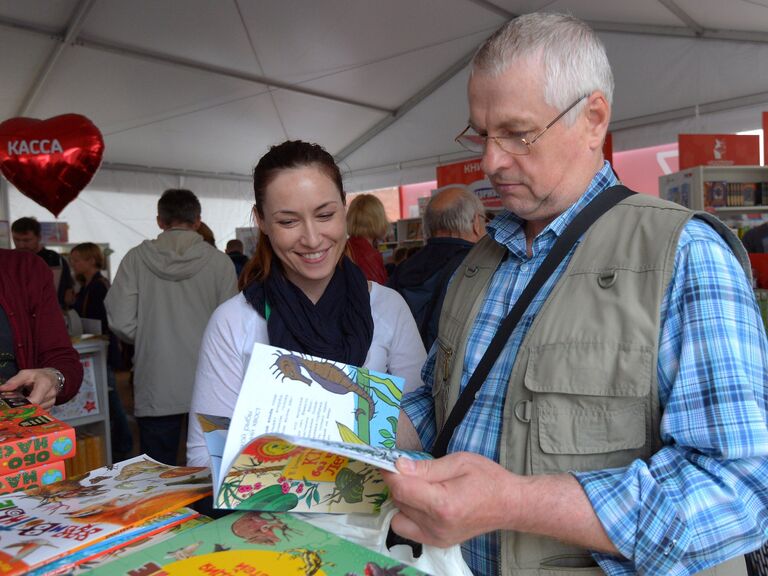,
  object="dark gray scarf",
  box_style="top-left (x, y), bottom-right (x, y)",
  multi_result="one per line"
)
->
top-left (243, 256), bottom-right (374, 366)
